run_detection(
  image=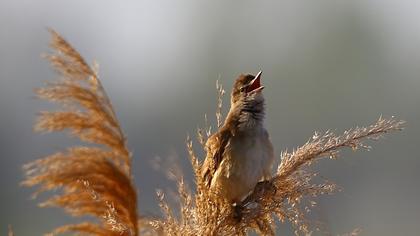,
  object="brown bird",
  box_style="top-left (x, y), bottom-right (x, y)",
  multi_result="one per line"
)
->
top-left (202, 71), bottom-right (274, 204)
